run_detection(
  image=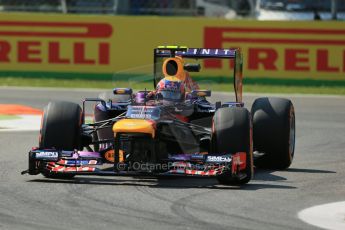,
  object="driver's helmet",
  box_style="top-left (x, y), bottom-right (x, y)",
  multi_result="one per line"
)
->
top-left (156, 78), bottom-right (185, 102)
